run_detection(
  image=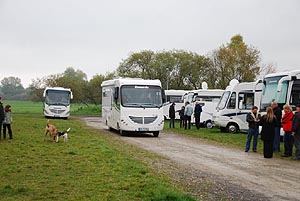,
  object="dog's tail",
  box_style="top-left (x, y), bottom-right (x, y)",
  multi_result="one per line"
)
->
top-left (46, 119), bottom-right (50, 127)
top-left (66, 128), bottom-right (71, 133)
